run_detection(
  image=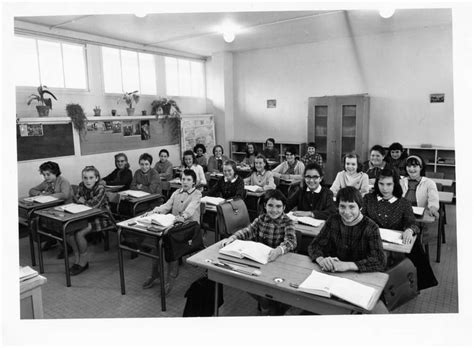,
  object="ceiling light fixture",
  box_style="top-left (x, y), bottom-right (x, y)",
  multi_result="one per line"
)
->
top-left (379, 8), bottom-right (395, 18)
top-left (135, 11), bottom-right (147, 18)
top-left (220, 21), bottom-right (238, 43)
